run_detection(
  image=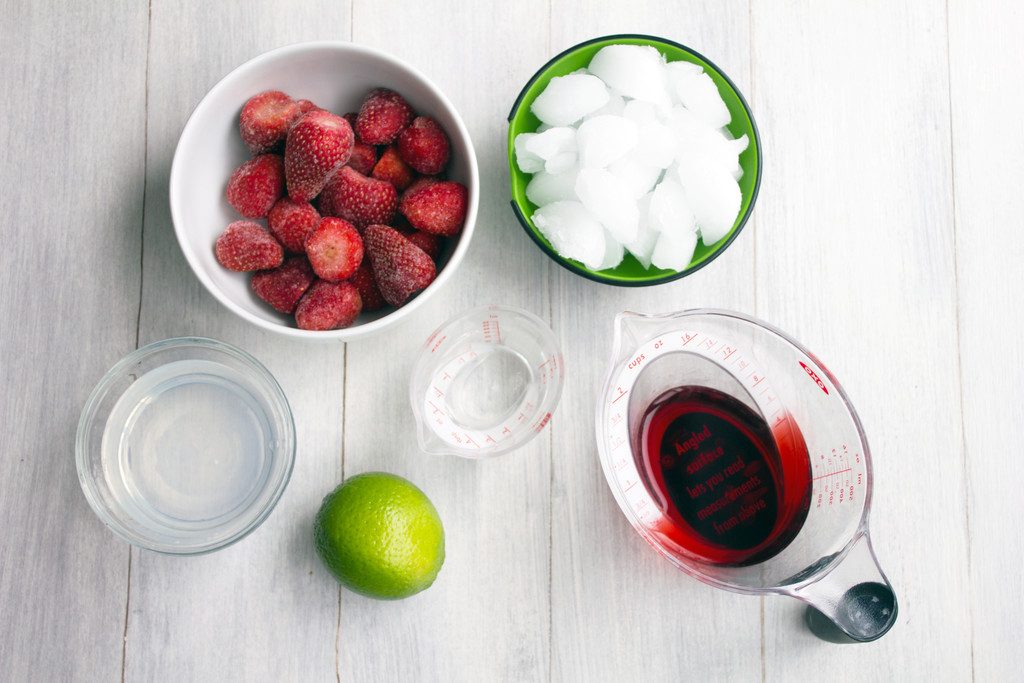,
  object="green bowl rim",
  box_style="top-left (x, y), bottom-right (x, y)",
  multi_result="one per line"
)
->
top-left (506, 33), bottom-right (762, 287)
